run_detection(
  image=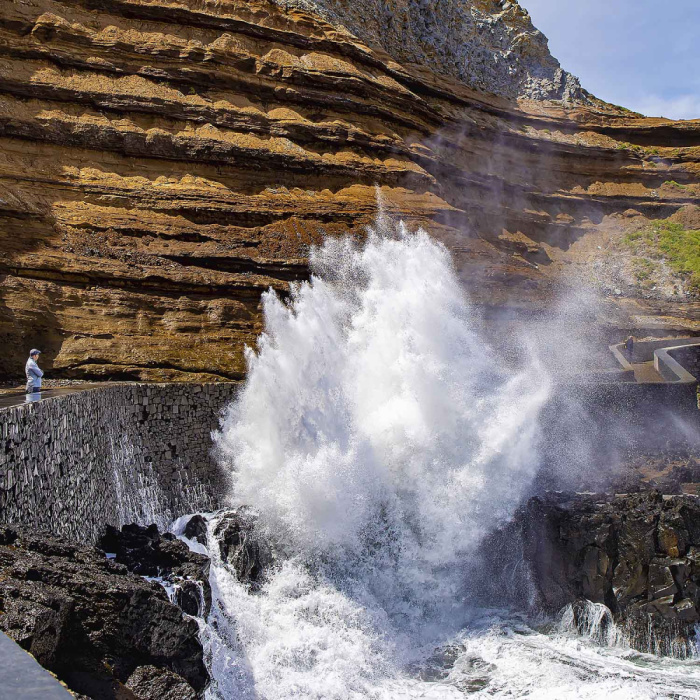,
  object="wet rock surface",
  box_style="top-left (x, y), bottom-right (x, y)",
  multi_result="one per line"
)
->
top-left (0, 524), bottom-right (208, 699)
top-left (126, 665), bottom-right (198, 700)
top-left (214, 508), bottom-right (275, 590)
top-left (184, 515), bottom-right (208, 546)
top-left (515, 492), bottom-right (700, 650)
top-left (101, 522), bottom-right (212, 618)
